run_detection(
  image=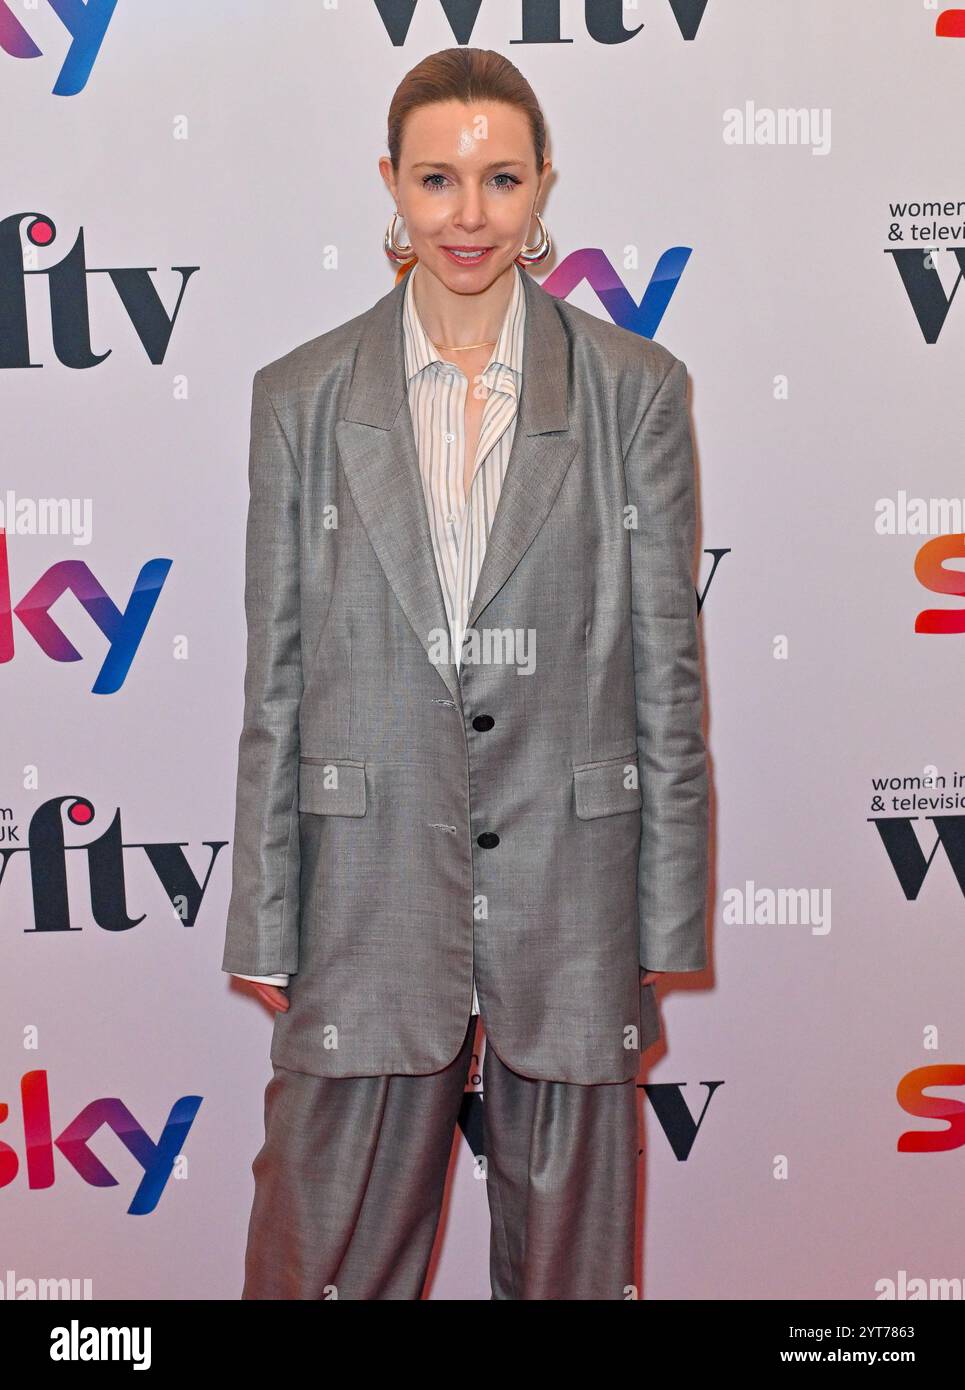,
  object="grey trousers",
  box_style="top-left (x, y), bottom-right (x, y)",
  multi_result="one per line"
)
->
top-left (241, 1015), bottom-right (639, 1300)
